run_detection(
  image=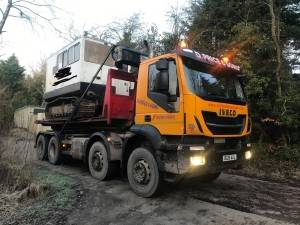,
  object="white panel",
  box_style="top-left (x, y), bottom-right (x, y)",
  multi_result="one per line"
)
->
top-left (111, 79), bottom-right (135, 96)
top-left (112, 79), bottom-right (129, 96)
top-left (45, 37), bottom-right (116, 96)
